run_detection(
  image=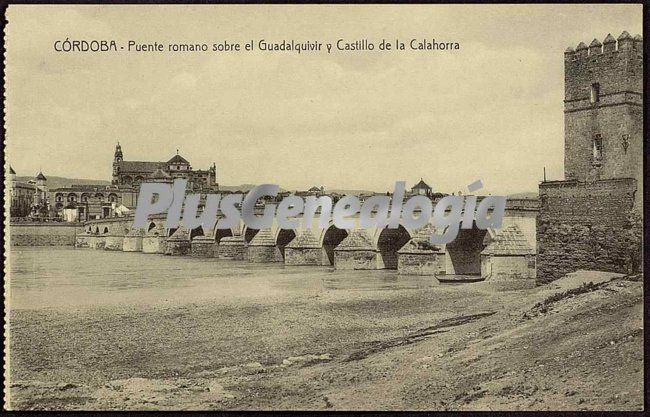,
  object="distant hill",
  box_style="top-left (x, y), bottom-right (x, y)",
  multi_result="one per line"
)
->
top-left (508, 191), bottom-right (538, 199)
top-left (325, 188), bottom-right (381, 195)
top-left (15, 176), bottom-right (111, 189)
top-left (219, 184), bottom-right (288, 193)
top-left (219, 185), bottom-right (380, 195)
